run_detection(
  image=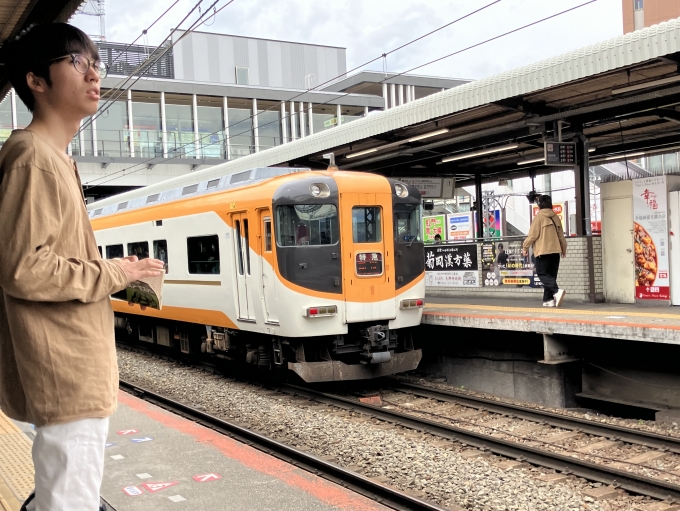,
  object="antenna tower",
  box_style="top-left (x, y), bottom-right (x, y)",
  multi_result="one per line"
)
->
top-left (76, 0), bottom-right (106, 41)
